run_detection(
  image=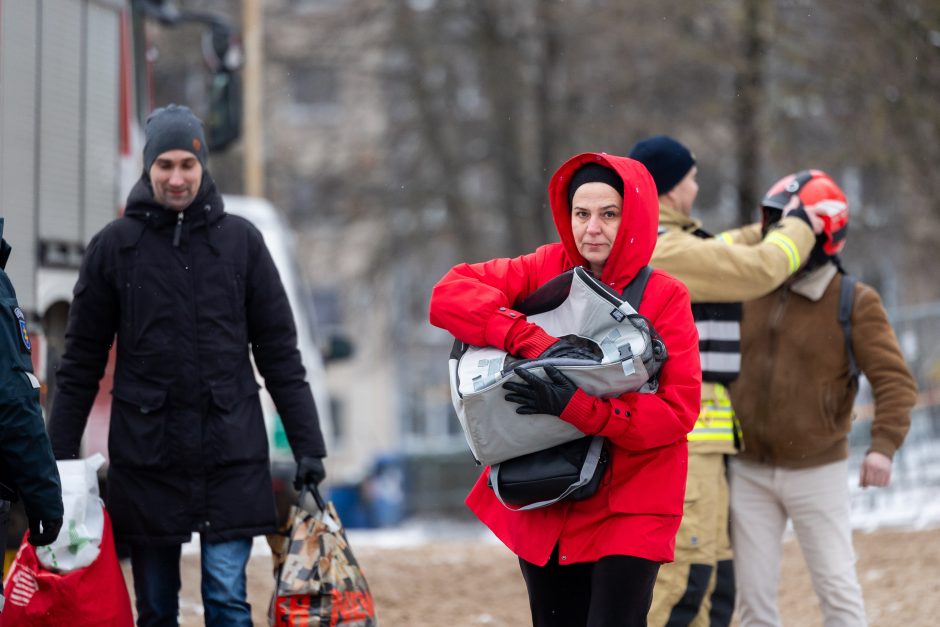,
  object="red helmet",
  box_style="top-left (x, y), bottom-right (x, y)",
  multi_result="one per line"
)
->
top-left (761, 169), bottom-right (849, 256)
